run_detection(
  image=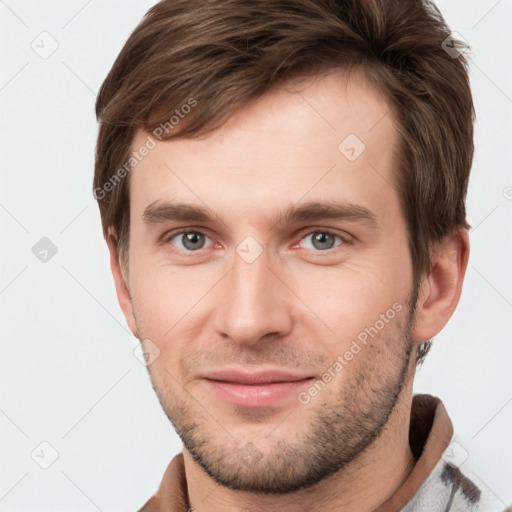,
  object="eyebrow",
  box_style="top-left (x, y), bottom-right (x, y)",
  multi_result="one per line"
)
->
top-left (142, 200), bottom-right (378, 228)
